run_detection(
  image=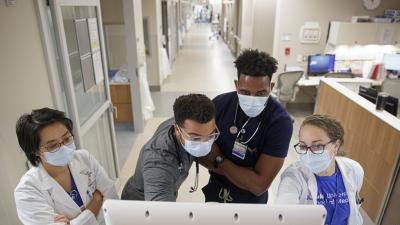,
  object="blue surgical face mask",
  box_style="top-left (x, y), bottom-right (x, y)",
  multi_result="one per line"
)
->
top-left (43, 142), bottom-right (76, 166)
top-left (299, 150), bottom-right (333, 174)
top-left (238, 94), bottom-right (268, 117)
top-left (182, 138), bottom-right (214, 157)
